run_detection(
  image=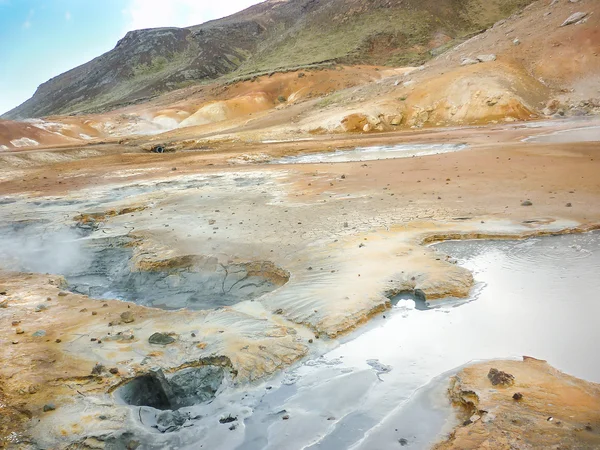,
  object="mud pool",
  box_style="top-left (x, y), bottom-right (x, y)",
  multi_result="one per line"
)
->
top-left (271, 143), bottom-right (468, 164)
top-left (120, 231), bottom-right (600, 449)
